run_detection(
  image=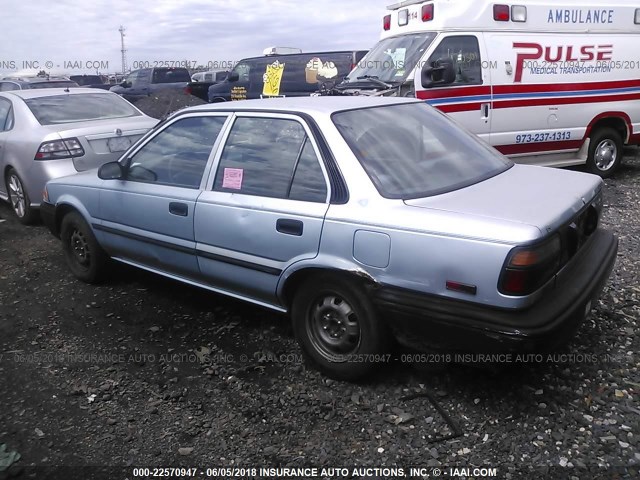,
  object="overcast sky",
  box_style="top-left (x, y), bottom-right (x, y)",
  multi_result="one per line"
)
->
top-left (0, 0), bottom-right (390, 76)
